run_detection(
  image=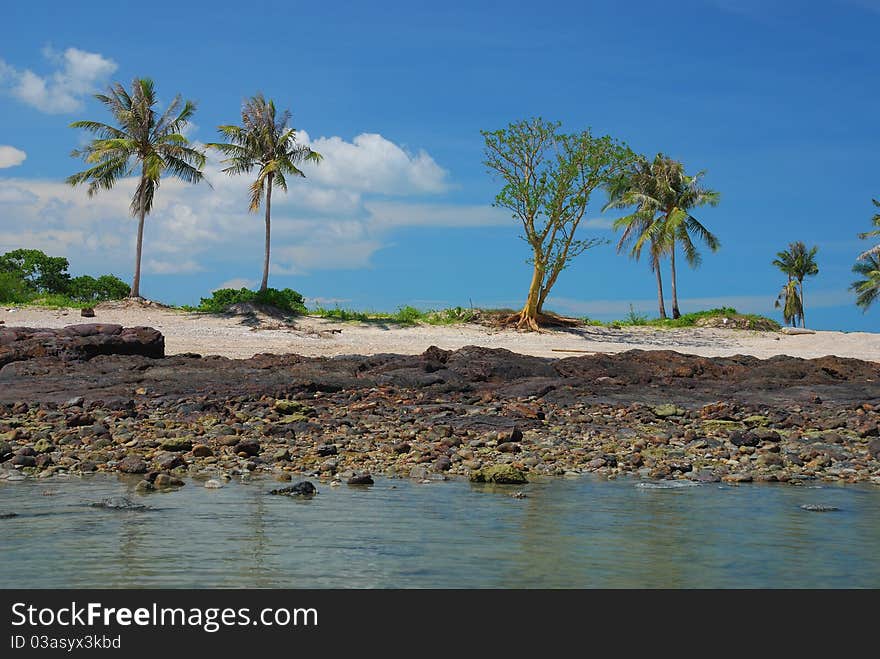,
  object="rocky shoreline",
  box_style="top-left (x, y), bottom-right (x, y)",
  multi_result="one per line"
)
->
top-left (1, 325), bottom-right (880, 488)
